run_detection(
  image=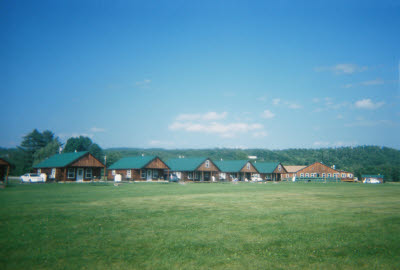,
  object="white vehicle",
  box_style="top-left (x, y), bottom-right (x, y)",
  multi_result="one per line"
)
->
top-left (363, 178), bottom-right (381, 184)
top-left (251, 175), bottom-right (263, 182)
top-left (20, 173), bottom-right (46, 183)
